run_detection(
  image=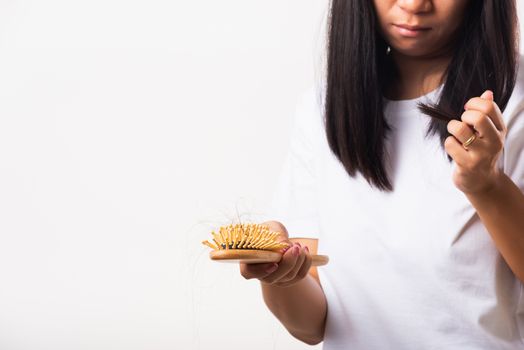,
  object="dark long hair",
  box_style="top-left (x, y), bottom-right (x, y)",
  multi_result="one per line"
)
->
top-left (324, 0), bottom-right (519, 191)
